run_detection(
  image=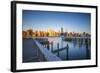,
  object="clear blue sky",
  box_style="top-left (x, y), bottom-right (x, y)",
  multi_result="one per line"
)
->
top-left (22, 10), bottom-right (91, 33)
